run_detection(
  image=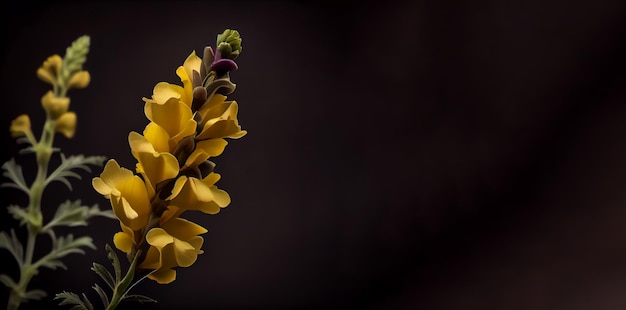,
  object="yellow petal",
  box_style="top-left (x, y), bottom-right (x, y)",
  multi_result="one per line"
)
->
top-left (140, 246), bottom-right (162, 269)
top-left (148, 268), bottom-right (176, 284)
top-left (173, 238), bottom-right (199, 267)
top-left (209, 186), bottom-right (231, 209)
top-left (128, 131), bottom-right (156, 157)
top-left (196, 101), bottom-right (246, 140)
top-left (92, 160), bottom-right (131, 196)
top-left (203, 172), bottom-right (221, 185)
top-left (182, 51), bottom-right (202, 86)
top-left (55, 112), bottom-right (76, 138)
top-left (201, 173), bottom-right (231, 209)
top-left (119, 197), bottom-right (139, 219)
top-left (137, 151), bottom-right (179, 186)
top-left (10, 114), bottom-right (32, 138)
top-left (183, 139), bottom-right (228, 168)
top-left (168, 175), bottom-right (229, 214)
top-left (67, 70), bottom-right (90, 89)
top-left (143, 123), bottom-right (170, 153)
top-left (146, 228), bottom-right (175, 248)
top-left (169, 119), bottom-right (197, 148)
top-left (187, 177), bottom-right (214, 202)
top-left (152, 82), bottom-right (183, 104)
top-left (161, 217), bottom-right (208, 240)
top-left (93, 160), bottom-right (151, 230)
top-left (166, 176), bottom-right (188, 201)
top-left (196, 94), bottom-right (227, 125)
top-left (144, 97), bottom-right (194, 139)
top-left (113, 231), bottom-right (134, 253)
top-left (175, 66), bottom-right (193, 108)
